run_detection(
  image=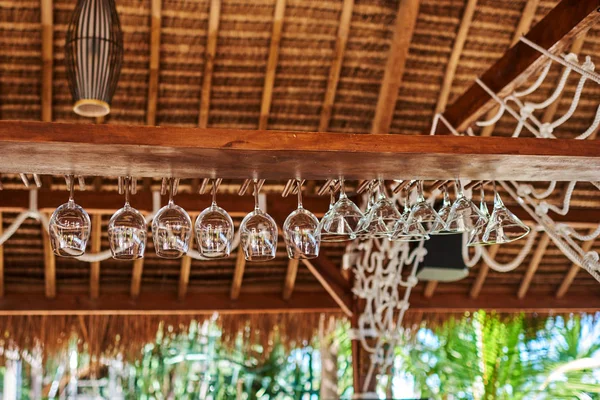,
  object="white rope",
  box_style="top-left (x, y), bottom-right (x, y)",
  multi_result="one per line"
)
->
top-left (517, 181), bottom-right (557, 200)
top-left (513, 60), bottom-right (553, 98)
top-left (538, 181), bottom-right (576, 216)
top-left (482, 229), bottom-right (538, 272)
top-left (550, 57), bottom-right (595, 130)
